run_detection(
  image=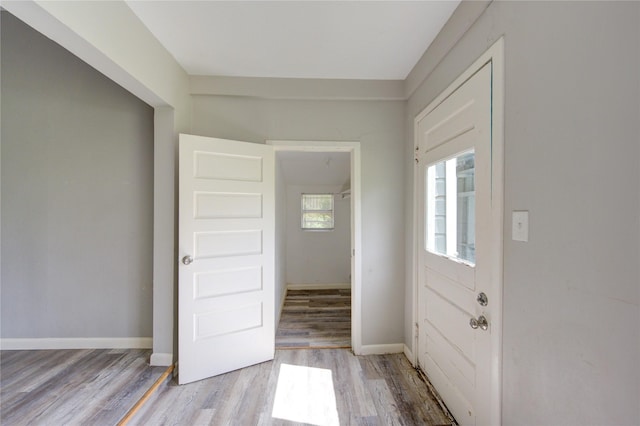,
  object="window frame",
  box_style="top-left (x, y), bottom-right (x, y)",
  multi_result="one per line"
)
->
top-left (425, 149), bottom-right (476, 266)
top-left (301, 193), bottom-right (335, 231)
